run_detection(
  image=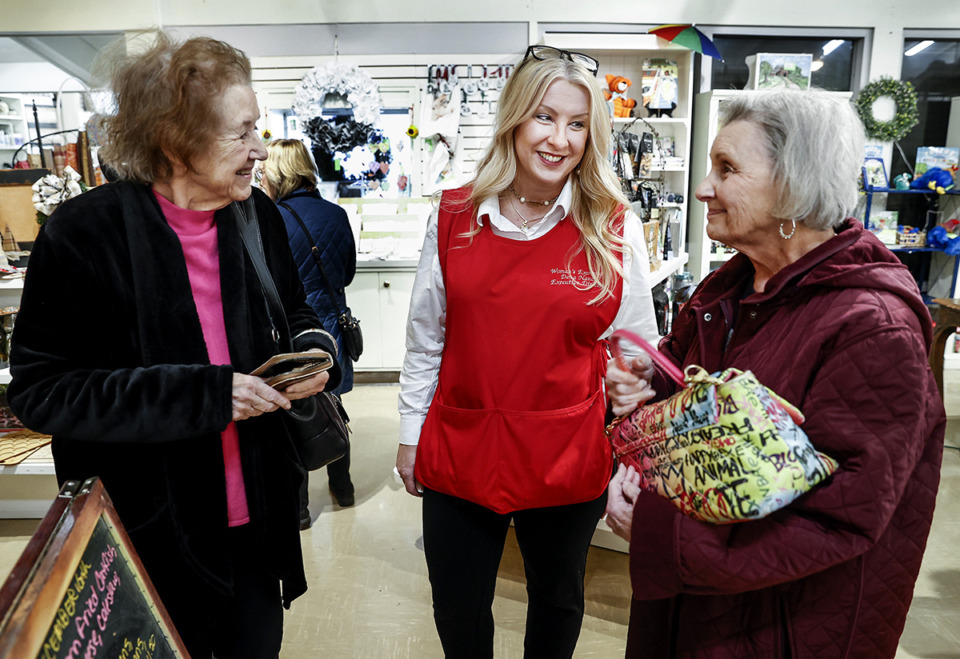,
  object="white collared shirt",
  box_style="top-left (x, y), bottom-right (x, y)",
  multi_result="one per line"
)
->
top-left (398, 179), bottom-right (660, 445)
